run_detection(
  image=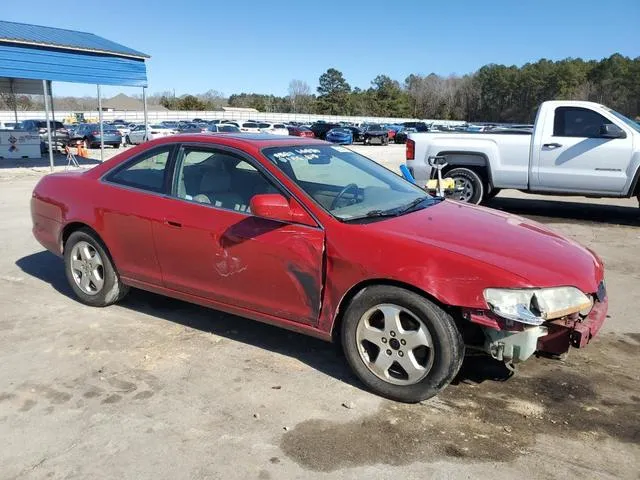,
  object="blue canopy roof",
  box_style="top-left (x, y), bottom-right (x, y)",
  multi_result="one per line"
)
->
top-left (0, 20), bottom-right (148, 59)
top-left (0, 21), bottom-right (149, 88)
